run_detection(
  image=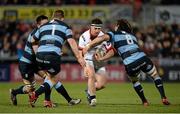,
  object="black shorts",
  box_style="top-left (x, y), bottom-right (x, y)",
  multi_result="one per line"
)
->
top-left (36, 52), bottom-right (61, 76)
top-left (19, 61), bottom-right (39, 81)
top-left (125, 56), bottom-right (154, 77)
